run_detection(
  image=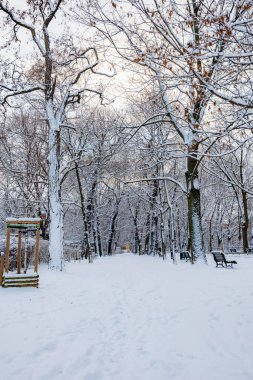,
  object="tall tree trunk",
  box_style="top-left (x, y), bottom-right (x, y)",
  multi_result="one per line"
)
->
top-left (176, 205), bottom-right (181, 250)
top-left (186, 141), bottom-right (206, 263)
top-left (75, 163), bottom-right (90, 259)
top-left (87, 176), bottom-right (97, 227)
top-left (241, 190), bottom-right (249, 253)
top-left (162, 165), bottom-right (176, 262)
top-left (96, 214), bottom-right (103, 256)
top-left (160, 219), bottom-right (166, 260)
top-left (239, 153), bottom-right (249, 253)
top-left (47, 112), bottom-right (64, 270)
top-left (209, 219), bottom-right (213, 252)
top-left (127, 196), bottom-right (141, 255)
top-left (149, 178), bottom-right (159, 255)
top-left (250, 226), bottom-right (253, 246)
top-left (144, 213), bottom-right (151, 254)
top-left (107, 201), bottom-right (120, 255)
top-left (133, 210), bottom-right (141, 255)
top-left (44, 25), bottom-right (65, 270)
top-left (92, 224), bottom-right (98, 256)
top-left (150, 214), bottom-right (159, 255)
